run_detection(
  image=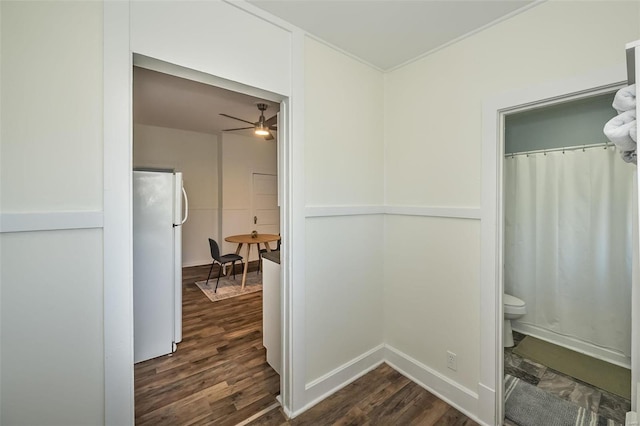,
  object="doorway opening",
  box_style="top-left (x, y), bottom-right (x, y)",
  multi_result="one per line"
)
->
top-left (479, 69), bottom-right (635, 424)
top-left (131, 55), bottom-right (287, 424)
top-left (501, 91), bottom-right (633, 425)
